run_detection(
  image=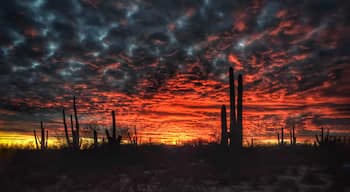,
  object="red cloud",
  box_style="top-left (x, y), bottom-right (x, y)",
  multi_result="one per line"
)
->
top-left (228, 54), bottom-right (243, 71)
